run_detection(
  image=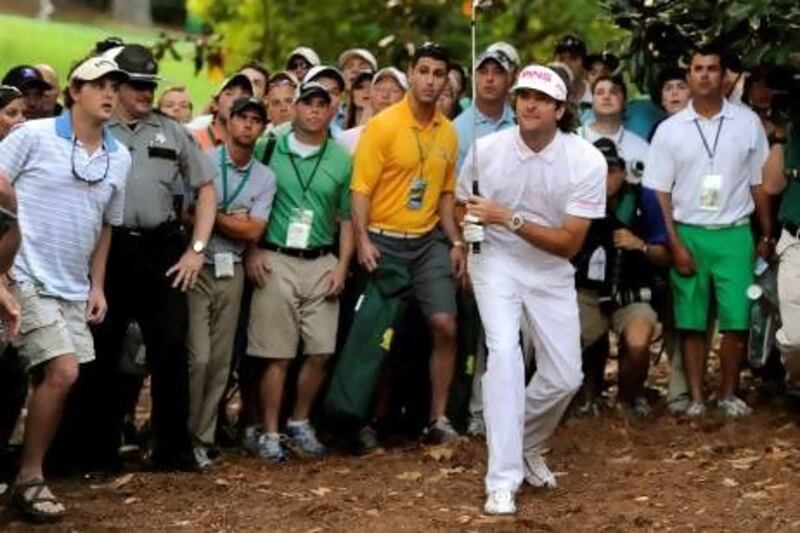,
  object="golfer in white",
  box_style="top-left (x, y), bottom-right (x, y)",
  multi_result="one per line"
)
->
top-left (459, 65), bottom-right (607, 515)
